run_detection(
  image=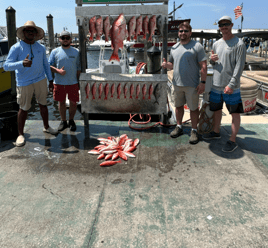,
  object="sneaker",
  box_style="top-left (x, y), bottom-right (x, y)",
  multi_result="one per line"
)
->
top-left (170, 125), bottom-right (183, 138)
top-left (68, 119), bottom-right (76, 132)
top-left (189, 130), bottom-right (199, 144)
top-left (15, 135), bottom-right (25, 147)
top-left (202, 131), bottom-right (221, 140)
top-left (222, 140), bottom-right (238, 152)
top-left (58, 120), bottom-right (68, 131)
top-left (43, 126), bottom-right (58, 135)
